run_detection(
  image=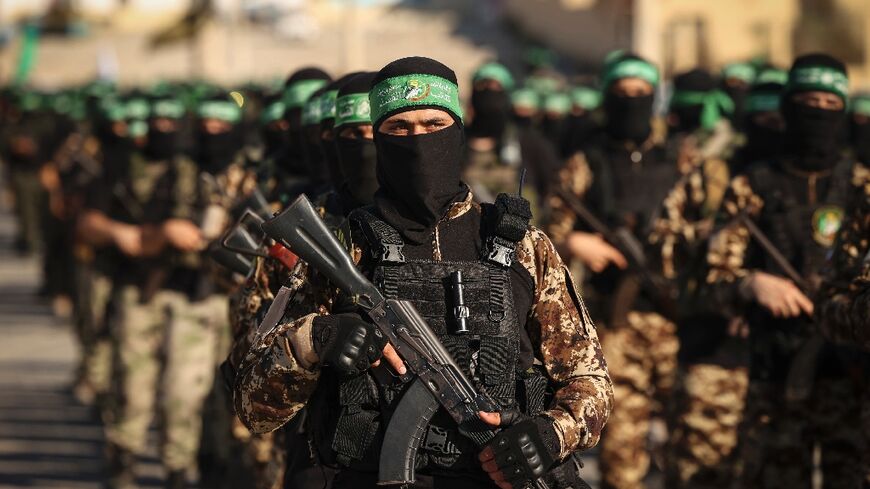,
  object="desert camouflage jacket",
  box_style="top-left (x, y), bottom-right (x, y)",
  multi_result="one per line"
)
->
top-left (233, 193), bottom-right (613, 460)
